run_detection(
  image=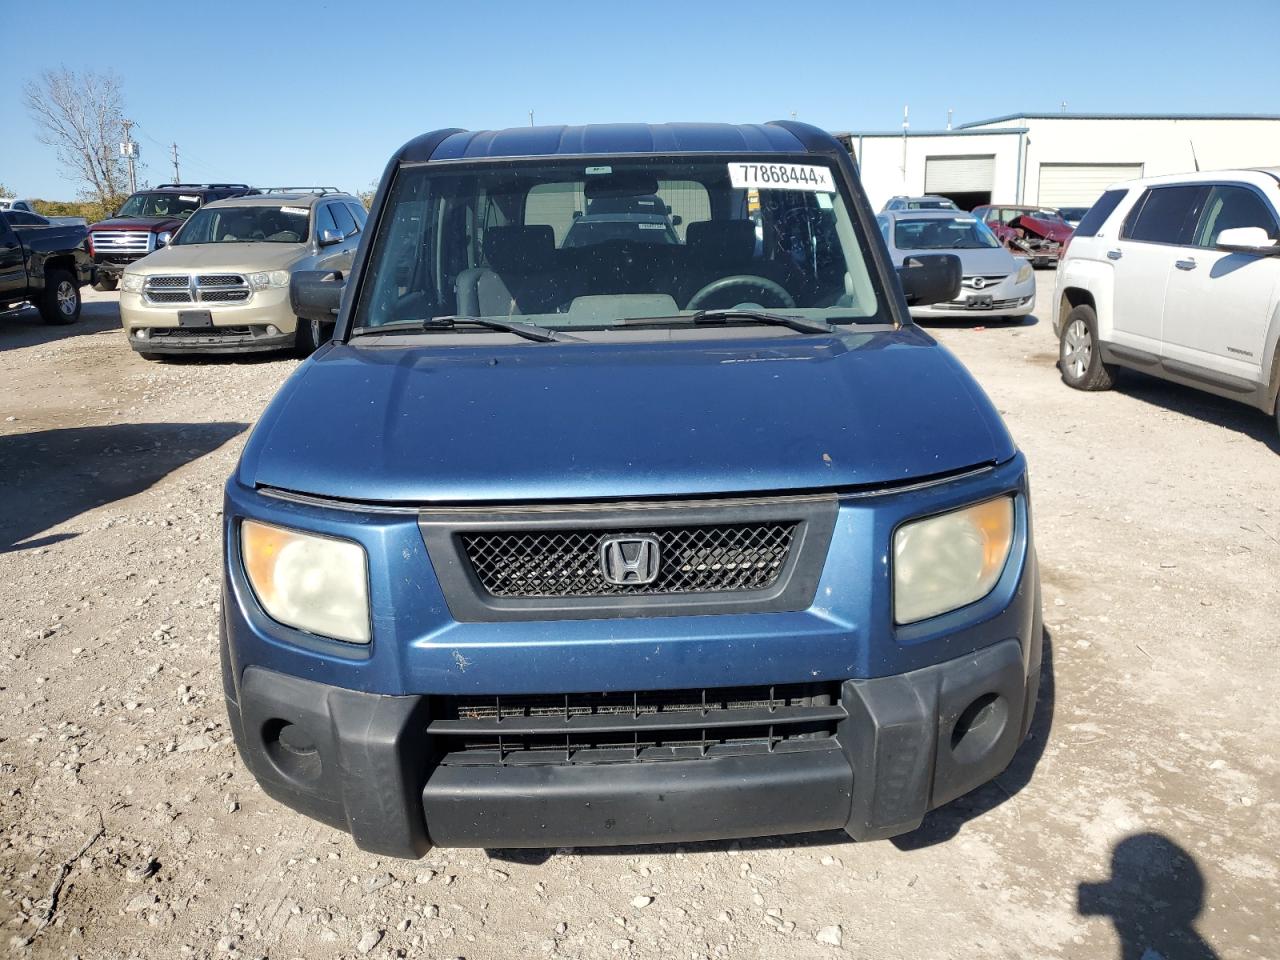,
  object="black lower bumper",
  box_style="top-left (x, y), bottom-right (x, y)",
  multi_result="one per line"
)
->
top-left (130, 329), bottom-right (295, 355)
top-left (224, 627), bottom-right (1041, 858)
